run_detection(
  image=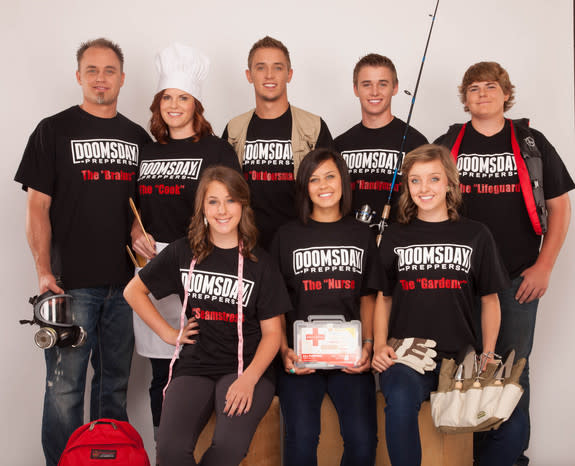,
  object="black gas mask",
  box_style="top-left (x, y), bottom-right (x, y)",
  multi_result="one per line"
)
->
top-left (20, 291), bottom-right (87, 349)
